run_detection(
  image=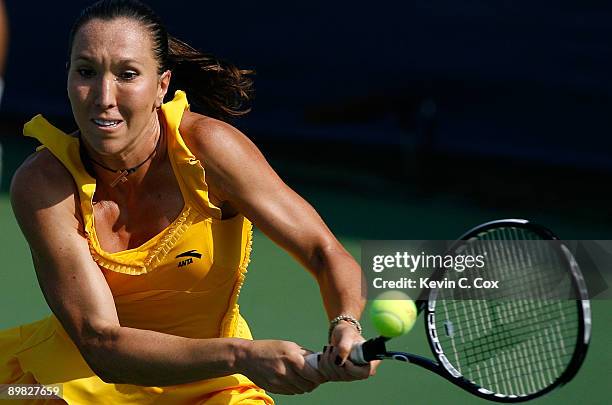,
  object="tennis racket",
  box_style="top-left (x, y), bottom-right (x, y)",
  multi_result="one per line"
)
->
top-left (305, 219), bottom-right (591, 402)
